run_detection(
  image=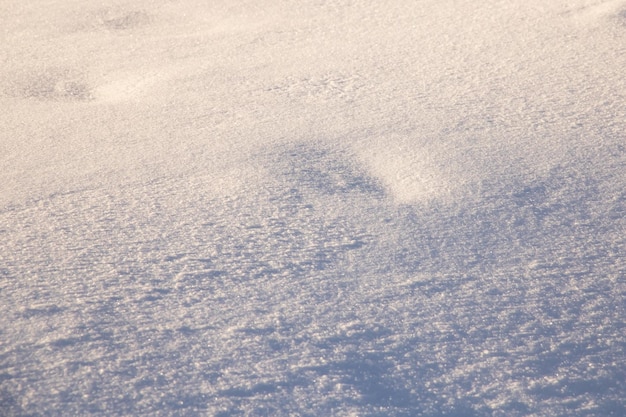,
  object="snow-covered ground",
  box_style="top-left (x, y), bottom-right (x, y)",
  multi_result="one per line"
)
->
top-left (1, 0), bottom-right (625, 415)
